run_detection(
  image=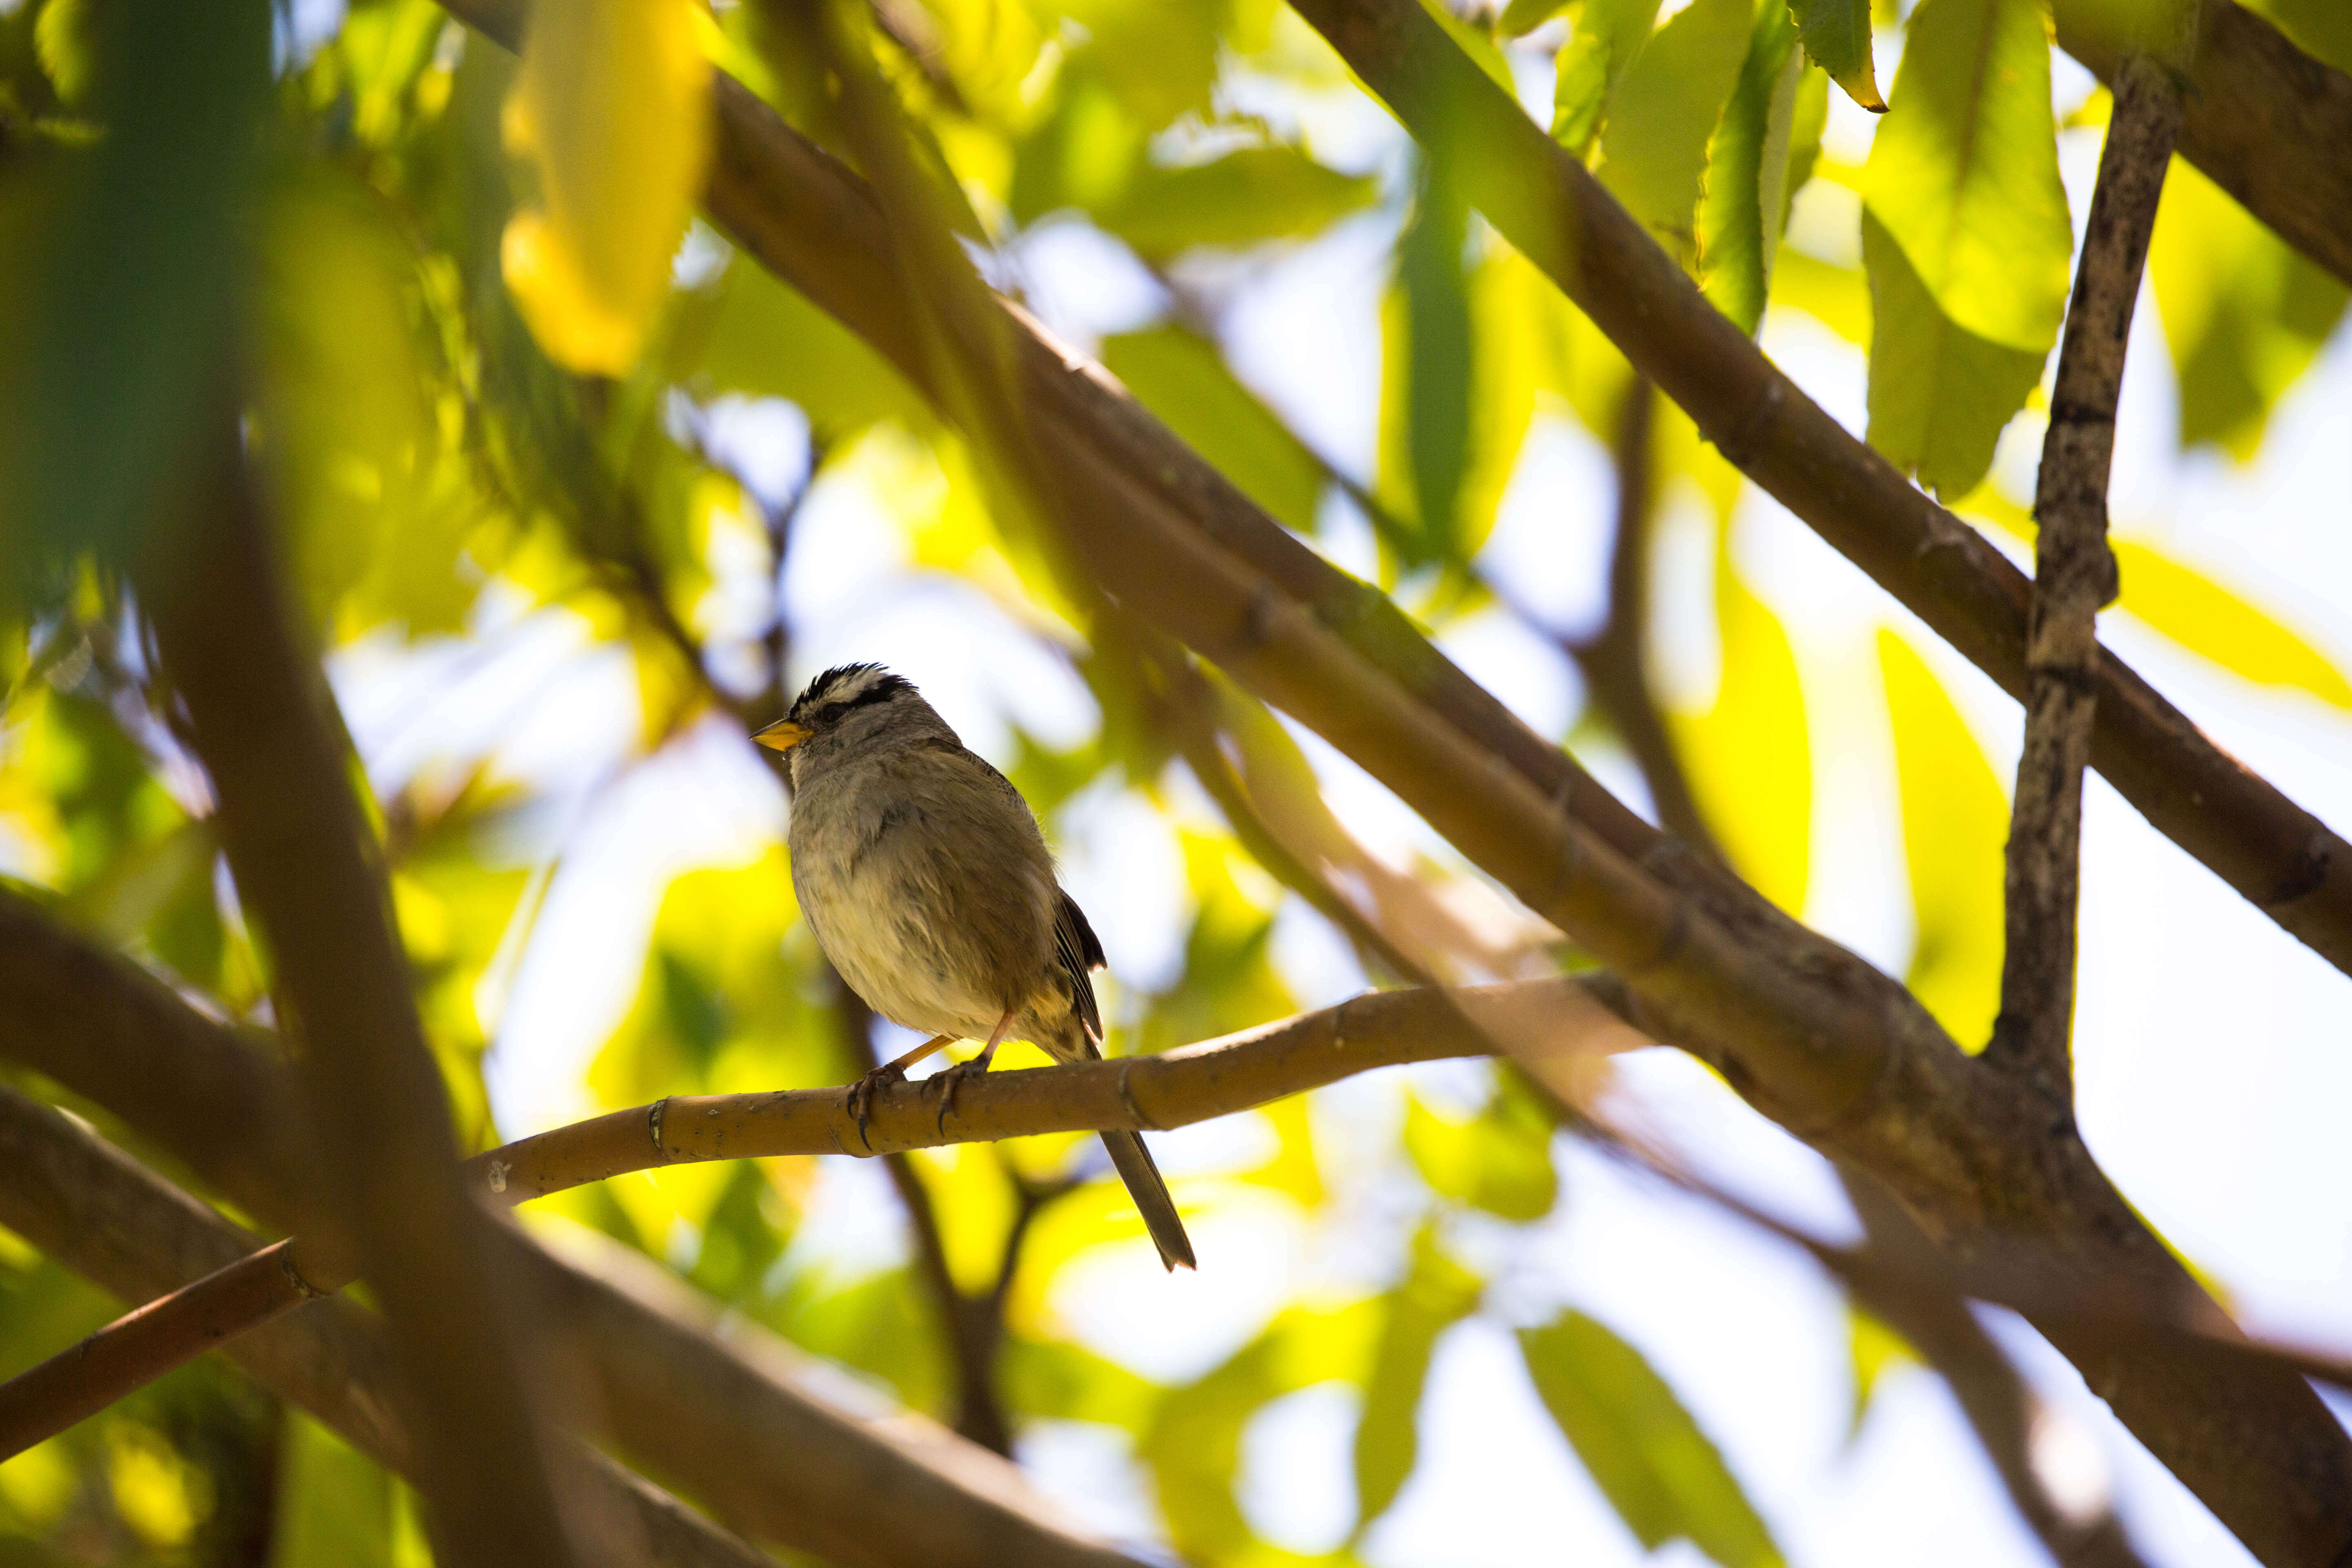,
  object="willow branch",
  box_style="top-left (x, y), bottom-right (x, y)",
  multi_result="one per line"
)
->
top-left (0, 1084), bottom-right (791, 1568)
top-left (141, 436), bottom-right (576, 1566)
top-left (0, 888), bottom-right (1152, 1568)
top-left (2057, 0), bottom-right (2352, 287)
top-left (1991, 58), bottom-right (2183, 1104)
